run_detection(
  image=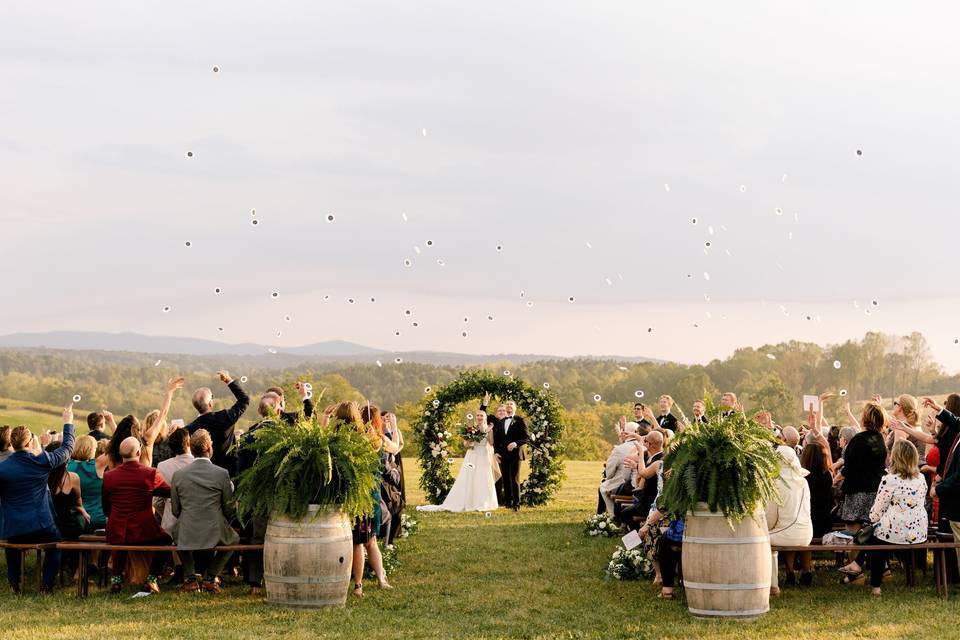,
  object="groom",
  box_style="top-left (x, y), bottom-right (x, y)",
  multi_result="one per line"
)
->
top-left (481, 393), bottom-right (528, 511)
